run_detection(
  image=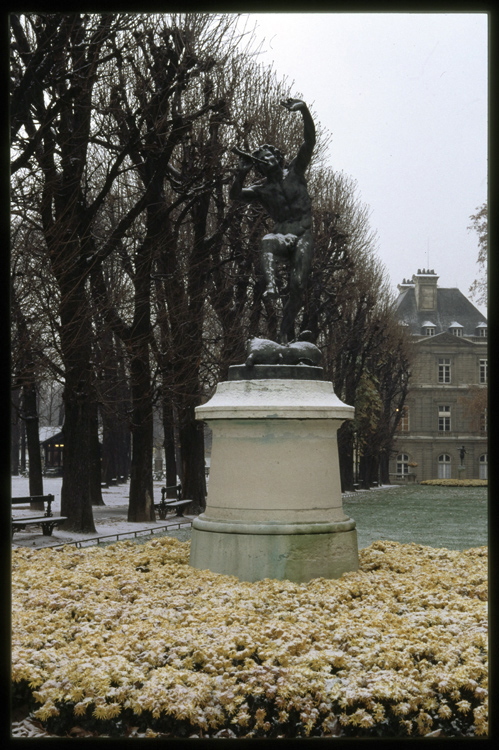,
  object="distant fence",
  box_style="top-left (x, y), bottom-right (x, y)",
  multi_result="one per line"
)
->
top-left (39, 519), bottom-right (193, 550)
